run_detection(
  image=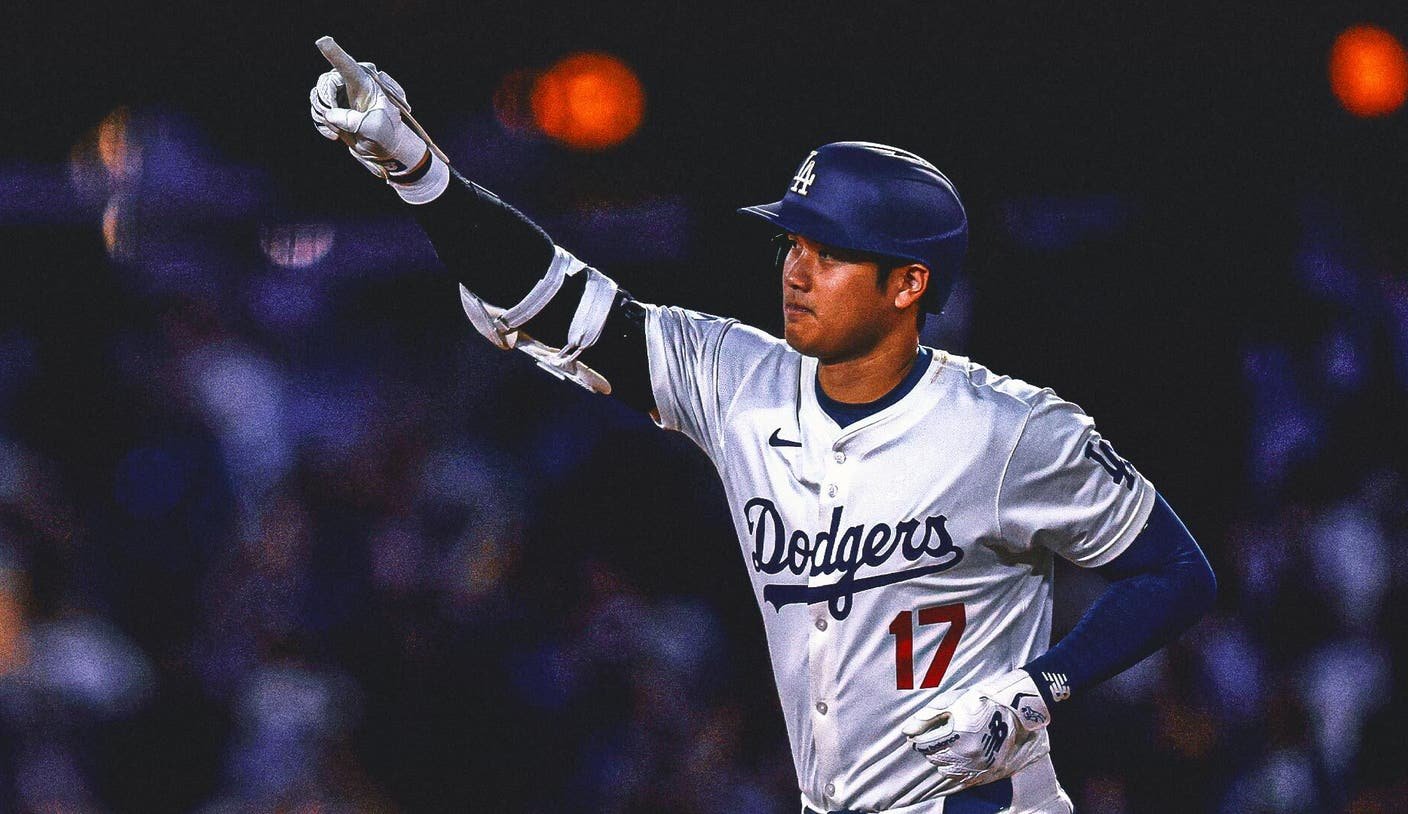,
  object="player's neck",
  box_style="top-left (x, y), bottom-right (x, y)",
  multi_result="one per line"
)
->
top-left (816, 329), bottom-right (921, 404)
